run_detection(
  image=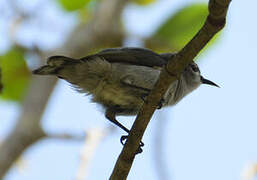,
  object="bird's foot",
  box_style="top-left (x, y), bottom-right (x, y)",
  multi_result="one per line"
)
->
top-left (120, 135), bottom-right (144, 155)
